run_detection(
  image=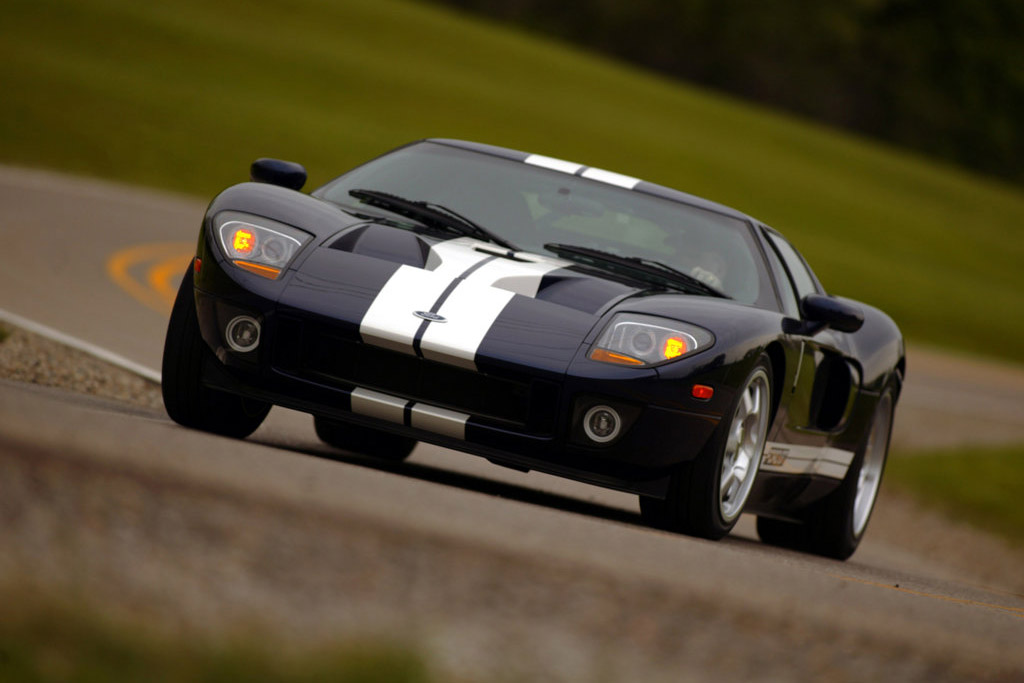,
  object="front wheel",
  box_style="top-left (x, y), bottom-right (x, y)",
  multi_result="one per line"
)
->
top-left (161, 266), bottom-right (270, 438)
top-left (642, 355), bottom-right (773, 540)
